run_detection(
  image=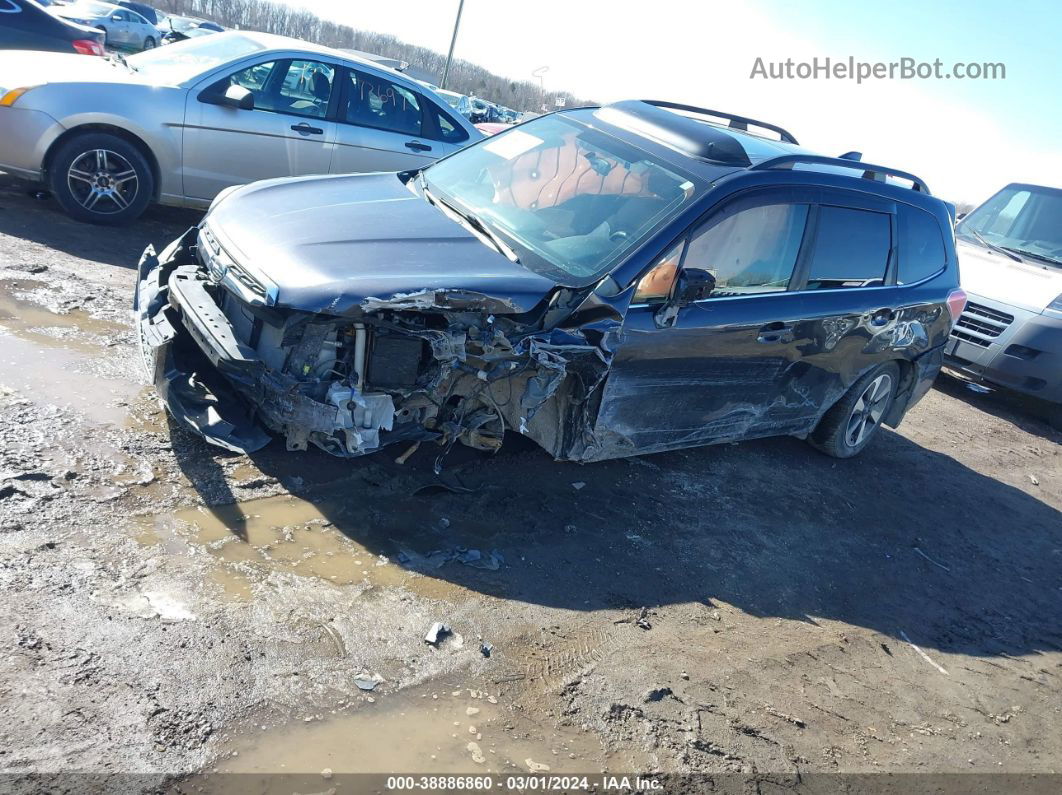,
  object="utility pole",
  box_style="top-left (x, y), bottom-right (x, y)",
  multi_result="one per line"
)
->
top-left (441, 0), bottom-right (465, 90)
